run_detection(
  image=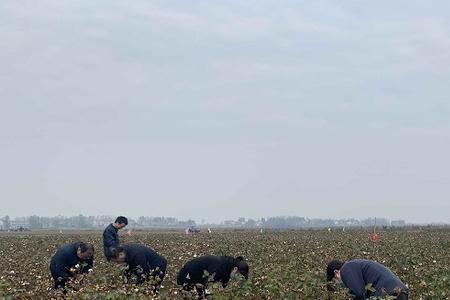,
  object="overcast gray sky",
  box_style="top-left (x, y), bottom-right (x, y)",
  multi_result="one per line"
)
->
top-left (1, 0), bottom-right (449, 223)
